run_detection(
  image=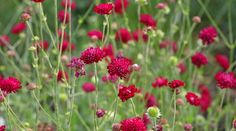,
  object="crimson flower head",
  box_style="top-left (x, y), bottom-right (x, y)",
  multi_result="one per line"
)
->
top-left (0, 35), bottom-right (10, 47)
top-left (177, 62), bottom-right (187, 74)
top-left (80, 47), bottom-right (105, 64)
top-left (96, 109), bottom-right (106, 118)
top-left (198, 84), bottom-right (212, 112)
top-left (120, 117), bottom-right (147, 131)
top-left (168, 80), bottom-right (185, 89)
top-left (114, 0), bottom-right (129, 14)
top-left (107, 56), bottom-right (133, 79)
top-left (57, 70), bottom-right (69, 82)
top-left (185, 92), bottom-right (200, 106)
top-left (0, 77), bottom-right (22, 93)
top-left (191, 52), bottom-right (208, 68)
top-left (94, 3), bottom-right (114, 15)
top-left (0, 125), bottom-right (6, 131)
top-left (82, 82), bottom-right (96, 93)
top-left (144, 93), bottom-right (158, 108)
top-left (215, 72), bottom-right (236, 89)
top-left (118, 84), bottom-right (138, 102)
top-left (215, 54), bottom-right (229, 70)
top-left (32, 0), bottom-right (44, 2)
top-left (198, 26), bottom-right (218, 45)
top-left (115, 28), bottom-right (132, 44)
top-left (103, 44), bottom-right (114, 59)
top-left (132, 29), bottom-right (148, 43)
top-left (58, 10), bottom-right (69, 24)
top-left (11, 22), bottom-right (26, 34)
top-left (87, 30), bottom-right (103, 41)
top-left (152, 76), bottom-right (168, 88)
top-left (61, 0), bottom-right (76, 10)
top-left (140, 14), bottom-right (157, 28)
top-left (67, 57), bottom-right (86, 78)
